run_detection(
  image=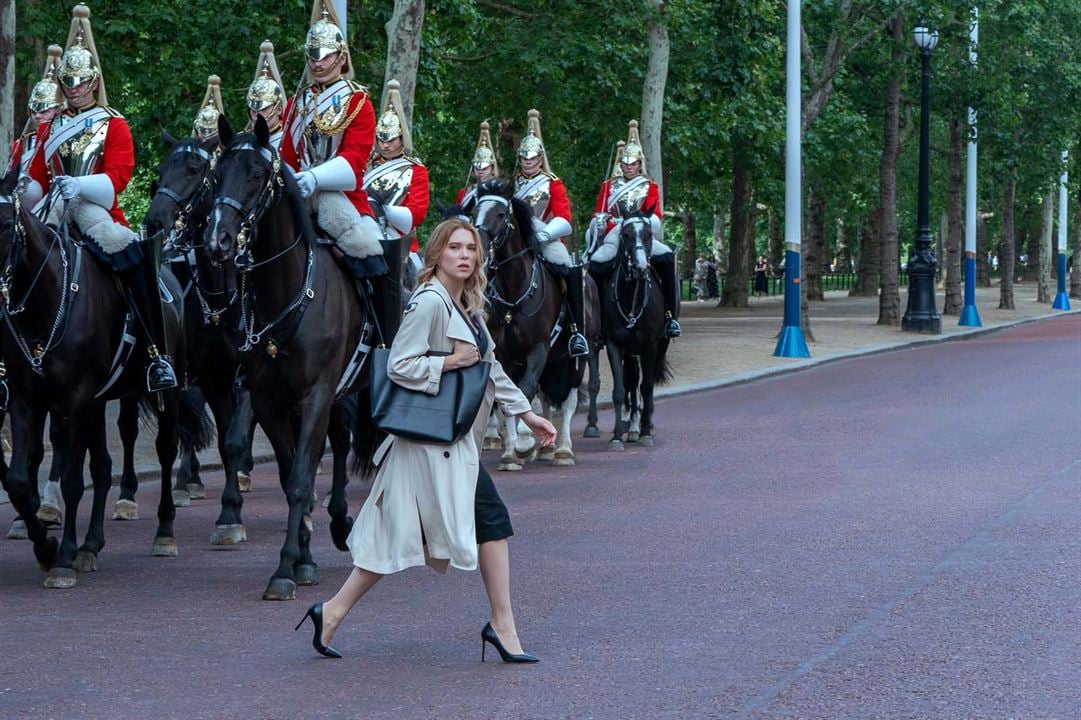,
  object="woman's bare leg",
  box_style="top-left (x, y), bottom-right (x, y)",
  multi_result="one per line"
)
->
top-left (479, 539), bottom-right (526, 654)
top-left (320, 567), bottom-right (383, 645)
